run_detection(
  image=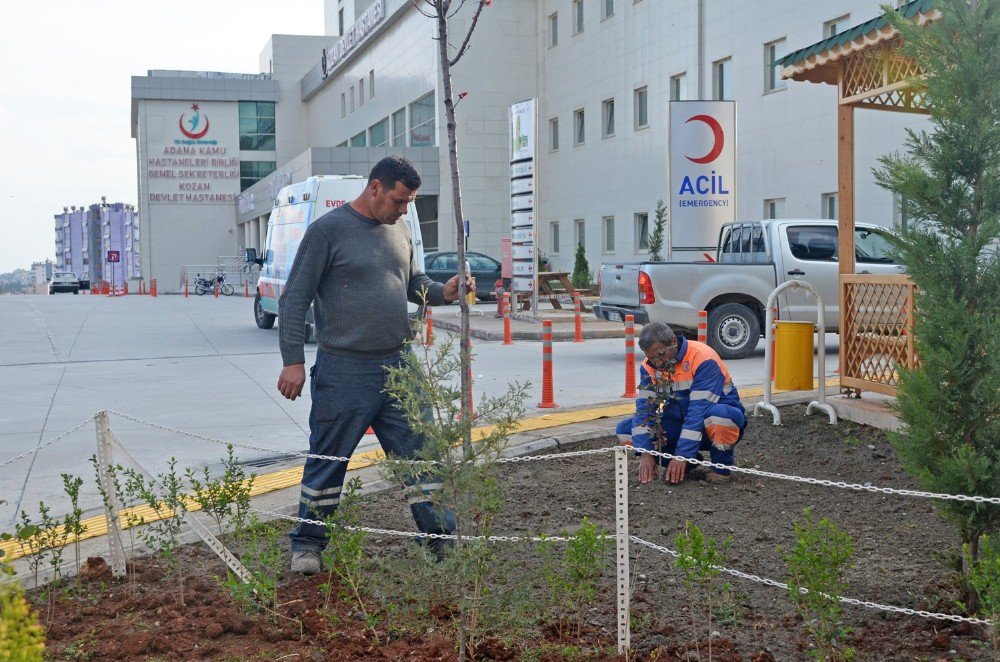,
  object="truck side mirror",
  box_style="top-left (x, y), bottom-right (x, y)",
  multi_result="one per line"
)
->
top-left (245, 248), bottom-right (262, 266)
